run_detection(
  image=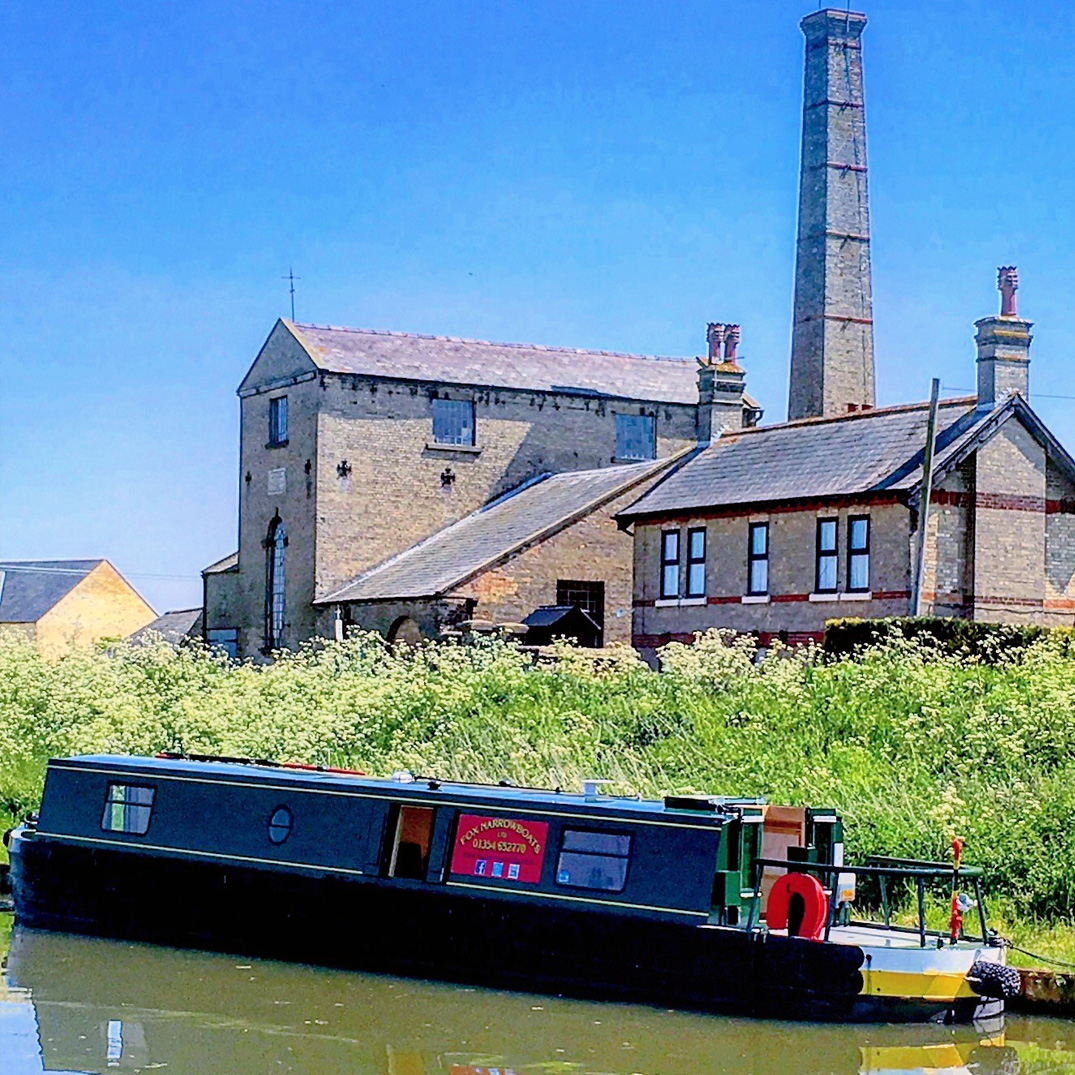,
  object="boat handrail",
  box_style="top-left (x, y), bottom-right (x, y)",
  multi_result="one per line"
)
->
top-left (865, 854), bottom-right (986, 875)
top-left (744, 856), bottom-right (990, 947)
